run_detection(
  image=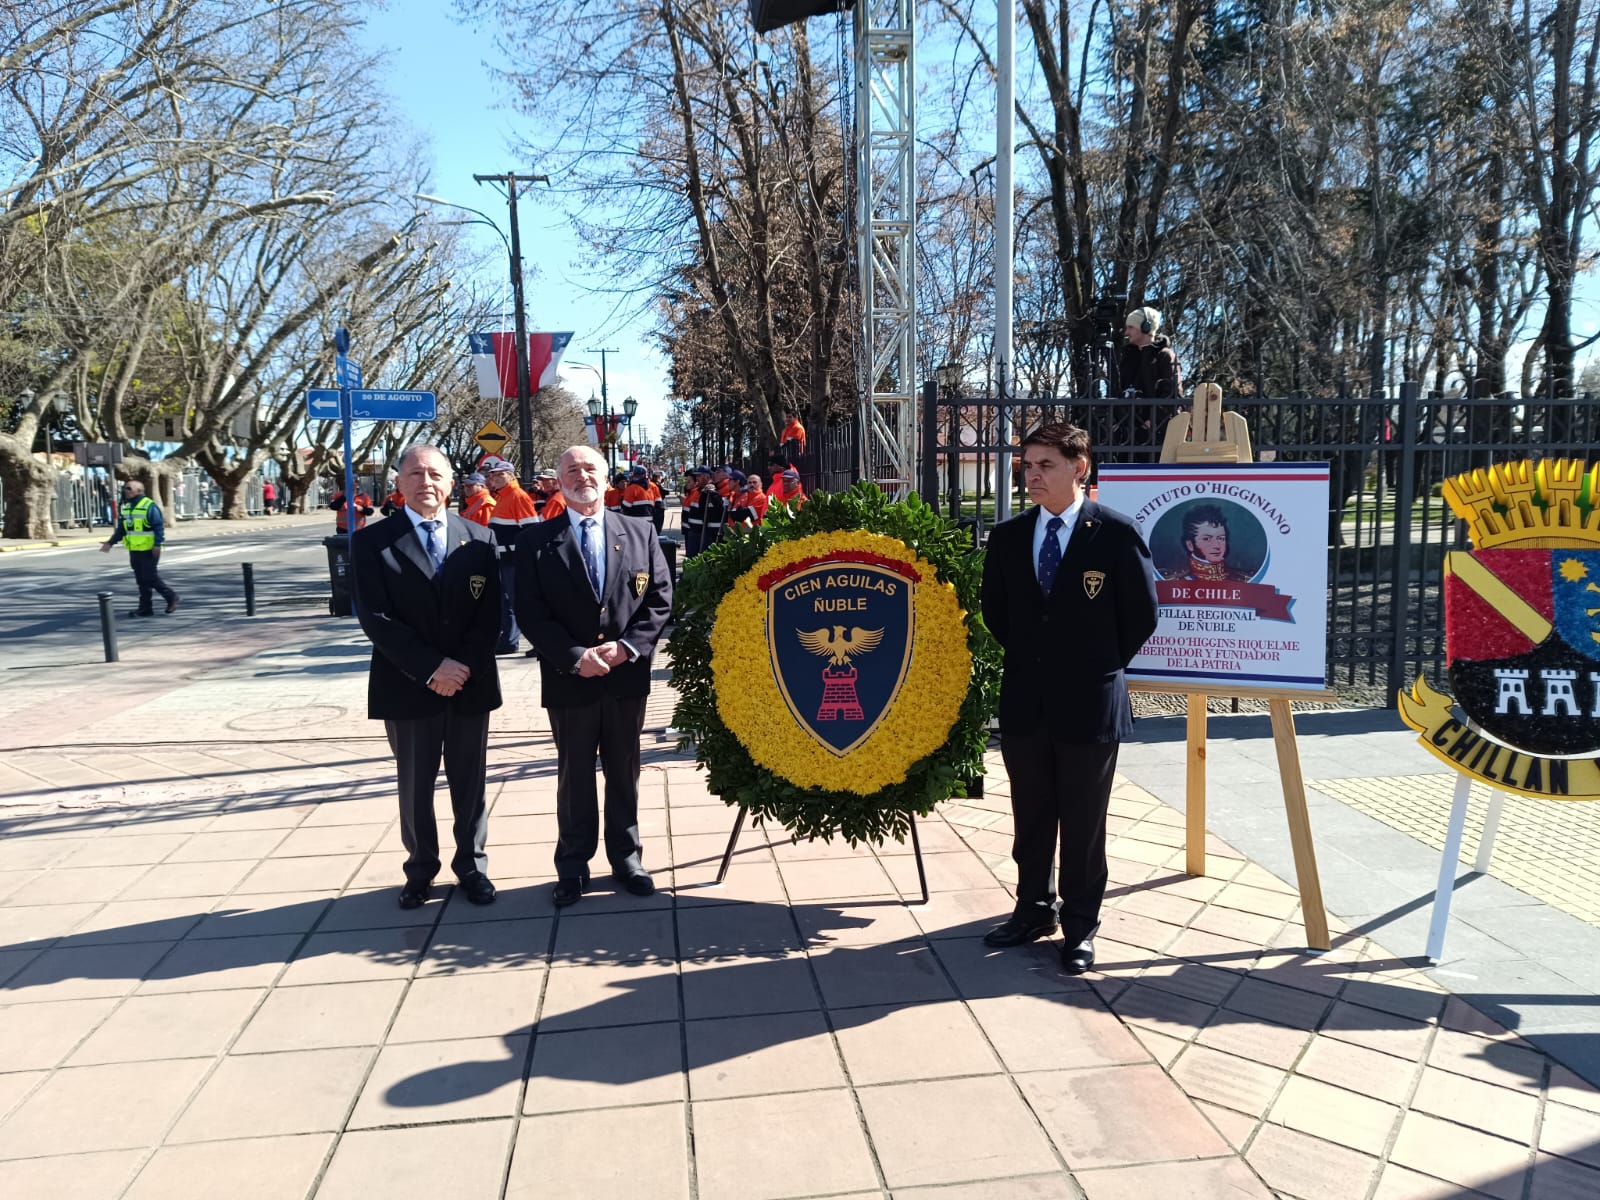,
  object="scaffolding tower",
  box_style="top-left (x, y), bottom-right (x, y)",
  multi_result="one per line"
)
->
top-left (853, 0), bottom-right (916, 498)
